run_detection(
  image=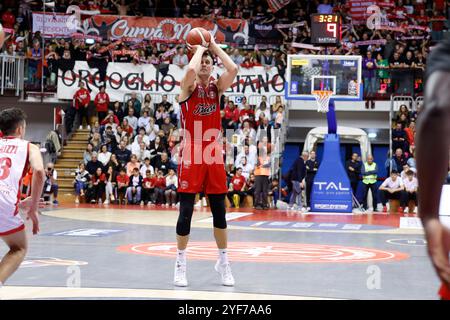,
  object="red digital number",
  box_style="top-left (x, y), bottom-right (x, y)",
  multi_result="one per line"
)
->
top-left (0, 157), bottom-right (12, 180)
